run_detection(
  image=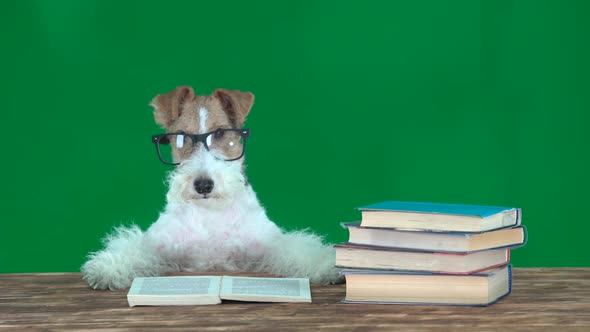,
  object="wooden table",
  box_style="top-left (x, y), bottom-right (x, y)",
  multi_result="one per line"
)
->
top-left (1, 268), bottom-right (589, 331)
